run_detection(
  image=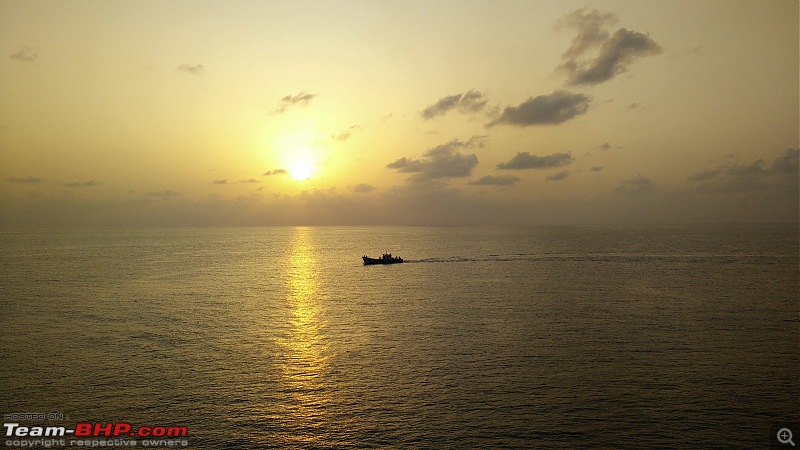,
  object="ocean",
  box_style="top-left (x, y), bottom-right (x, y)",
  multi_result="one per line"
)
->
top-left (1, 225), bottom-right (797, 448)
